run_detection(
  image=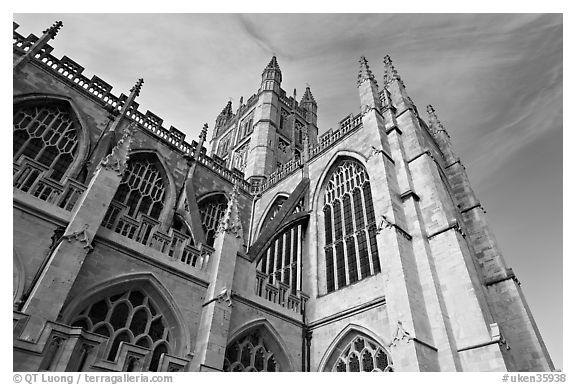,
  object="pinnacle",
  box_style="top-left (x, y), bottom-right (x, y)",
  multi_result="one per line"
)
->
top-left (129, 78), bottom-right (144, 97)
top-left (301, 86), bottom-right (316, 104)
top-left (265, 55), bottom-right (281, 70)
top-left (383, 54), bottom-right (402, 85)
top-left (43, 21), bottom-right (63, 37)
top-left (357, 56), bottom-right (377, 87)
top-left (216, 183), bottom-right (244, 240)
top-left (220, 100), bottom-right (233, 116)
top-left (200, 123), bottom-right (208, 141)
top-left (426, 104), bottom-right (447, 135)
